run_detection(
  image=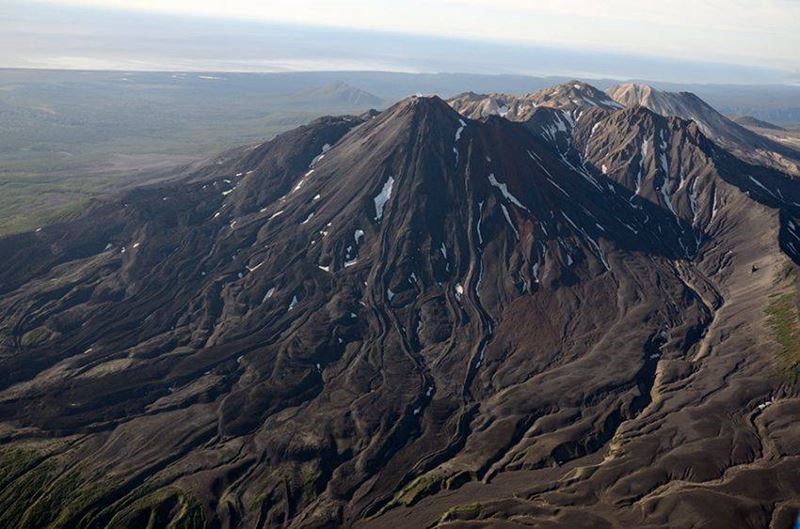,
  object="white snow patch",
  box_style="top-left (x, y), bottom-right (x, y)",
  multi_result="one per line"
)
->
top-left (354, 229), bottom-right (365, 244)
top-left (748, 175), bottom-right (777, 199)
top-left (310, 144), bottom-right (331, 167)
top-left (488, 173), bottom-right (529, 211)
top-left (373, 176), bottom-right (395, 221)
top-left (500, 204), bottom-right (519, 239)
top-left (659, 182), bottom-right (679, 223)
top-left (288, 296), bottom-right (298, 311)
top-left (562, 212), bottom-right (610, 270)
top-left (547, 178), bottom-right (569, 197)
top-left (476, 200), bottom-right (484, 244)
